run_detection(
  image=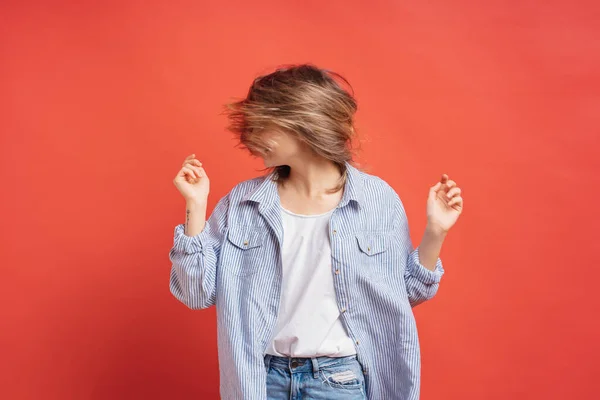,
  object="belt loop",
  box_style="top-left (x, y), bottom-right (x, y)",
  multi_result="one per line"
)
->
top-left (310, 357), bottom-right (319, 379)
top-left (264, 354), bottom-right (272, 372)
top-left (357, 356), bottom-right (367, 376)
